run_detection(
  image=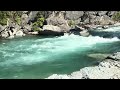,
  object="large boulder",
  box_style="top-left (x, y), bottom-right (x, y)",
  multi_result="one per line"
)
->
top-left (69, 25), bottom-right (90, 36)
top-left (0, 30), bottom-right (9, 38)
top-left (15, 30), bottom-right (25, 37)
top-left (39, 25), bottom-right (64, 36)
top-left (80, 30), bottom-right (90, 37)
top-left (99, 15), bottom-right (114, 25)
top-left (43, 25), bottom-right (62, 32)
